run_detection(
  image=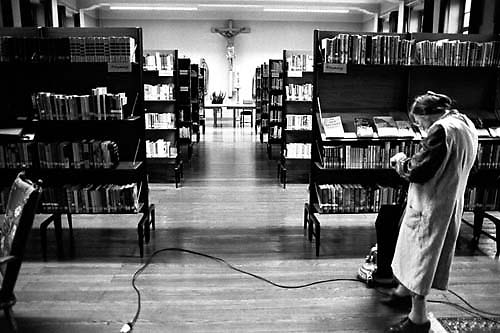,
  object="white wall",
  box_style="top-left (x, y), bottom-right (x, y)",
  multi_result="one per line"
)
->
top-left (100, 19), bottom-right (363, 102)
